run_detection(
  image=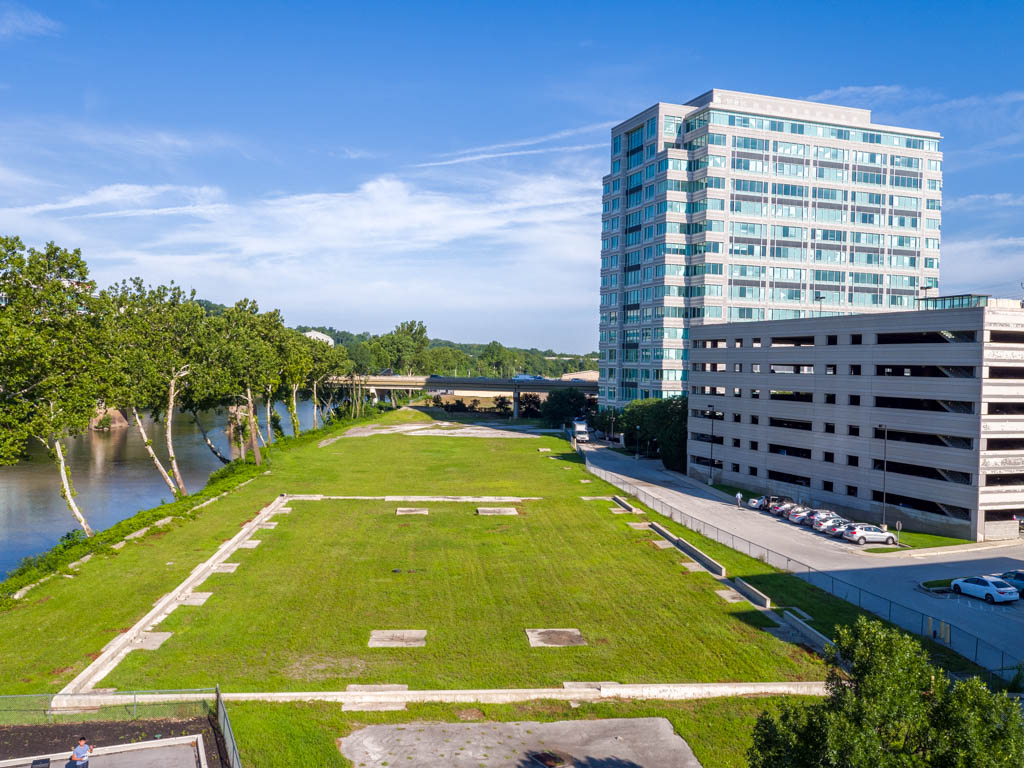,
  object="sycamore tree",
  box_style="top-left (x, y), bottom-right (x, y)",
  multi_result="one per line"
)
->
top-left (748, 617), bottom-right (1024, 768)
top-left (280, 332), bottom-right (313, 437)
top-left (0, 238), bottom-right (107, 535)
